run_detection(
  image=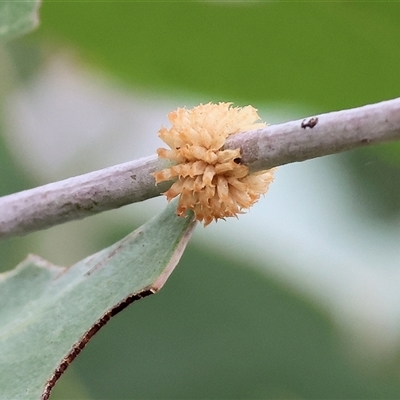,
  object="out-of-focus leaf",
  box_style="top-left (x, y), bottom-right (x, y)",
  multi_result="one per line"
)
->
top-left (37, 3), bottom-right (400, 111)
top-left (0, 0), bottom-right (41, 41)
top-left (66, 243), bottom-right (400, 400)
top-left (0, 201), bottom-right (196, 399)
top-left (0, 120), bottom-right (35, 273)
top-left (370, 142), bottom-right (400, 167)
top-left (339, 146), bottom-right (400, 219)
